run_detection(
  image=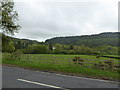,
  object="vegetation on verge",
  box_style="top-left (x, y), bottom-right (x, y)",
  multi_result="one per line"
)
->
top-left (2, 58), bottom-right (119, 81)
